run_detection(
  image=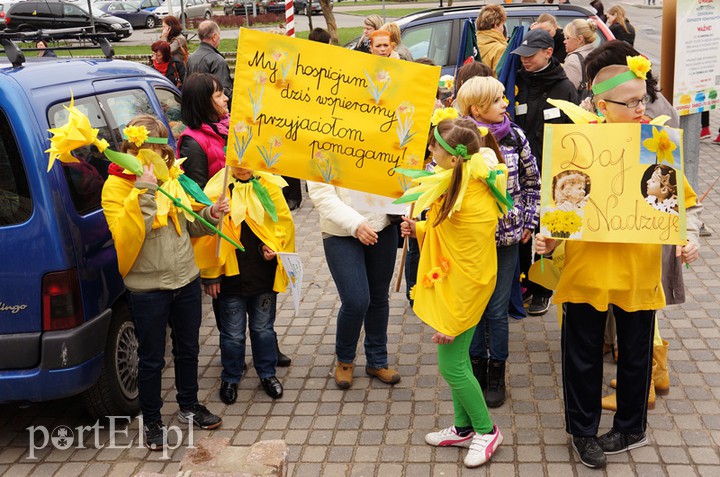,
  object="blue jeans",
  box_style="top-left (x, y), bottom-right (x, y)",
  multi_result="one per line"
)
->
top-left (218, 292), bottom-right (278, 381)
top-left (470, 243), bottom-right (519, 361)
top-left (323, 225), bottom-right (397, 368)
top-left (128, 278), bottom-right (202, 423)
top-left (507, 257), bottom-right (527, 320)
